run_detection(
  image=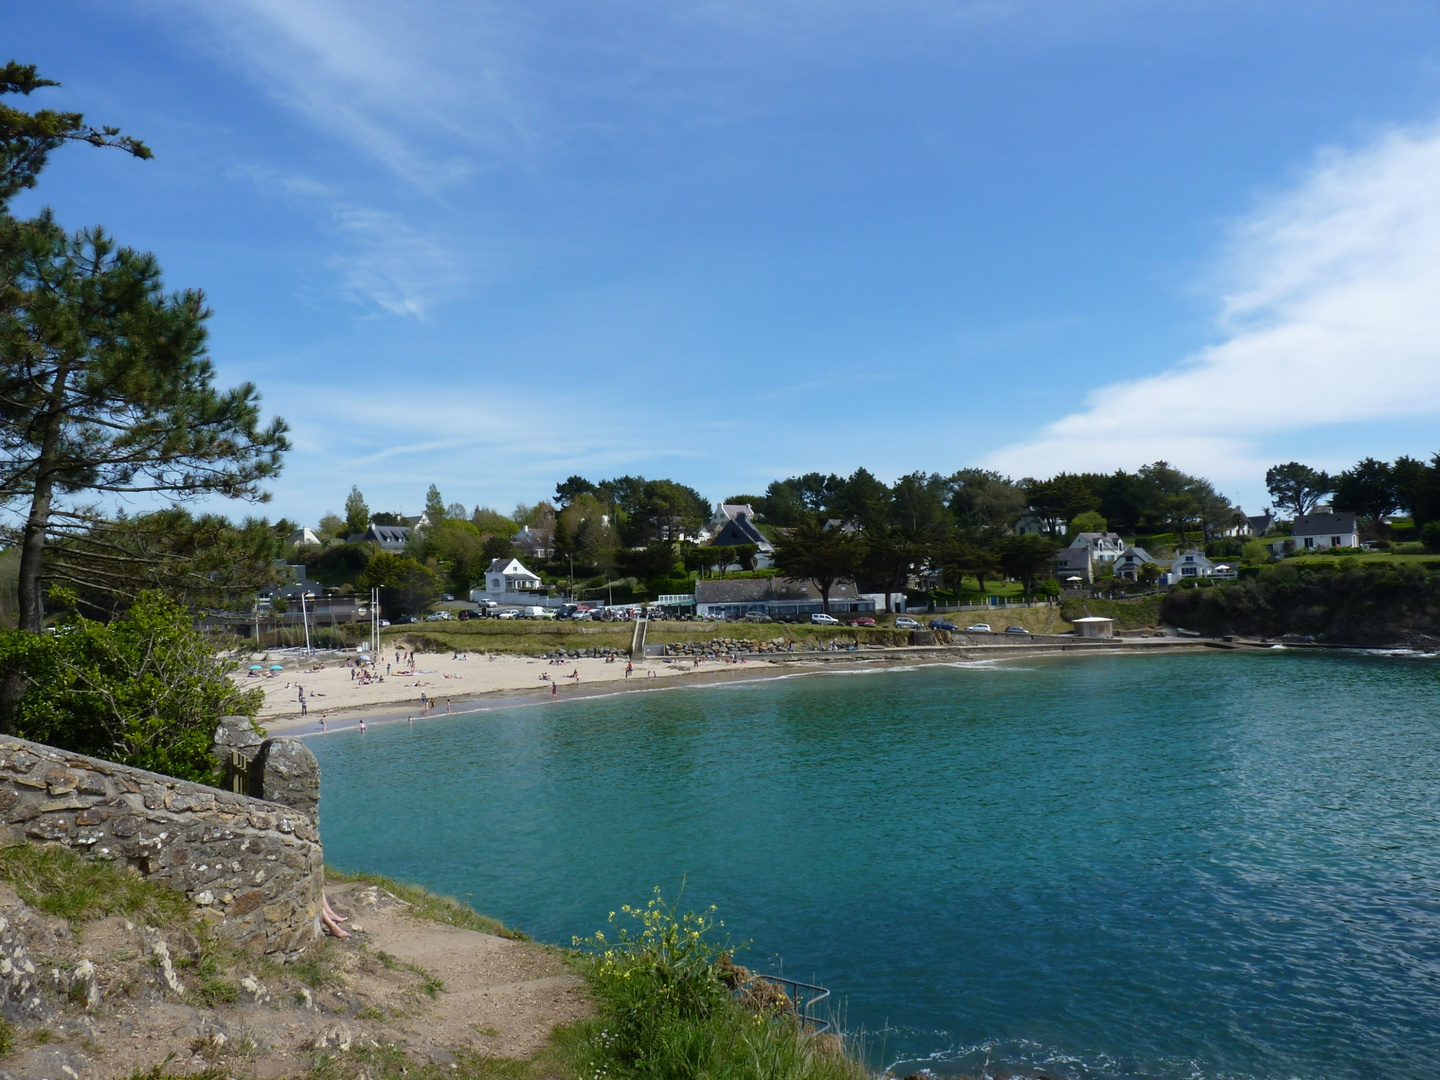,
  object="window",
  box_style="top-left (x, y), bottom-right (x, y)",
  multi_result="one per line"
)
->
top-left (1304, 537), bottom-right (1314, 548)
top-left (1332, 536), bottom-right (1341, 547)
